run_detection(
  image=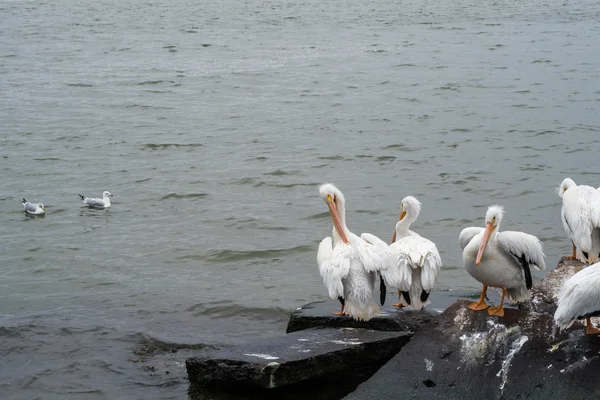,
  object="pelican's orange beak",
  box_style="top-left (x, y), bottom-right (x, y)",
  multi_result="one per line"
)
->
top-left (399, 210), bottom-right (407, 220)
top-left (476, 222), bottom-right (495, 265)
top-left (326, 195), bottom-right (349, 244)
